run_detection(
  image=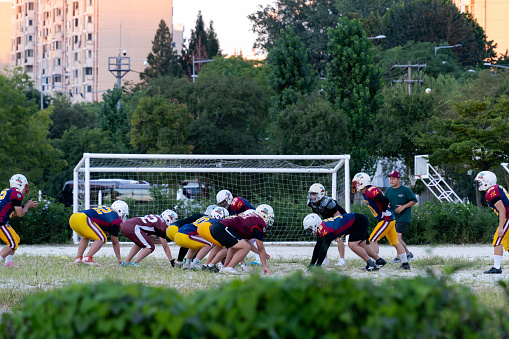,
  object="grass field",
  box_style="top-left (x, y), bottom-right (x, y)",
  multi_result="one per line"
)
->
top-left (1, 250), bottom-right (509, 314)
